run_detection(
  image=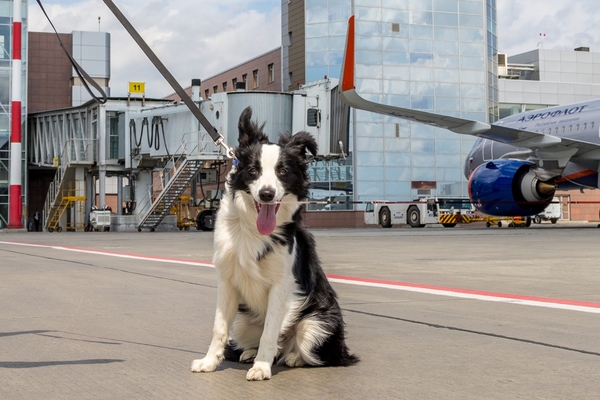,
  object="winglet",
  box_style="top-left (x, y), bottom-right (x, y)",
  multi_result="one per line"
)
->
top-left (341, 16), bottom-right (355, 93)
